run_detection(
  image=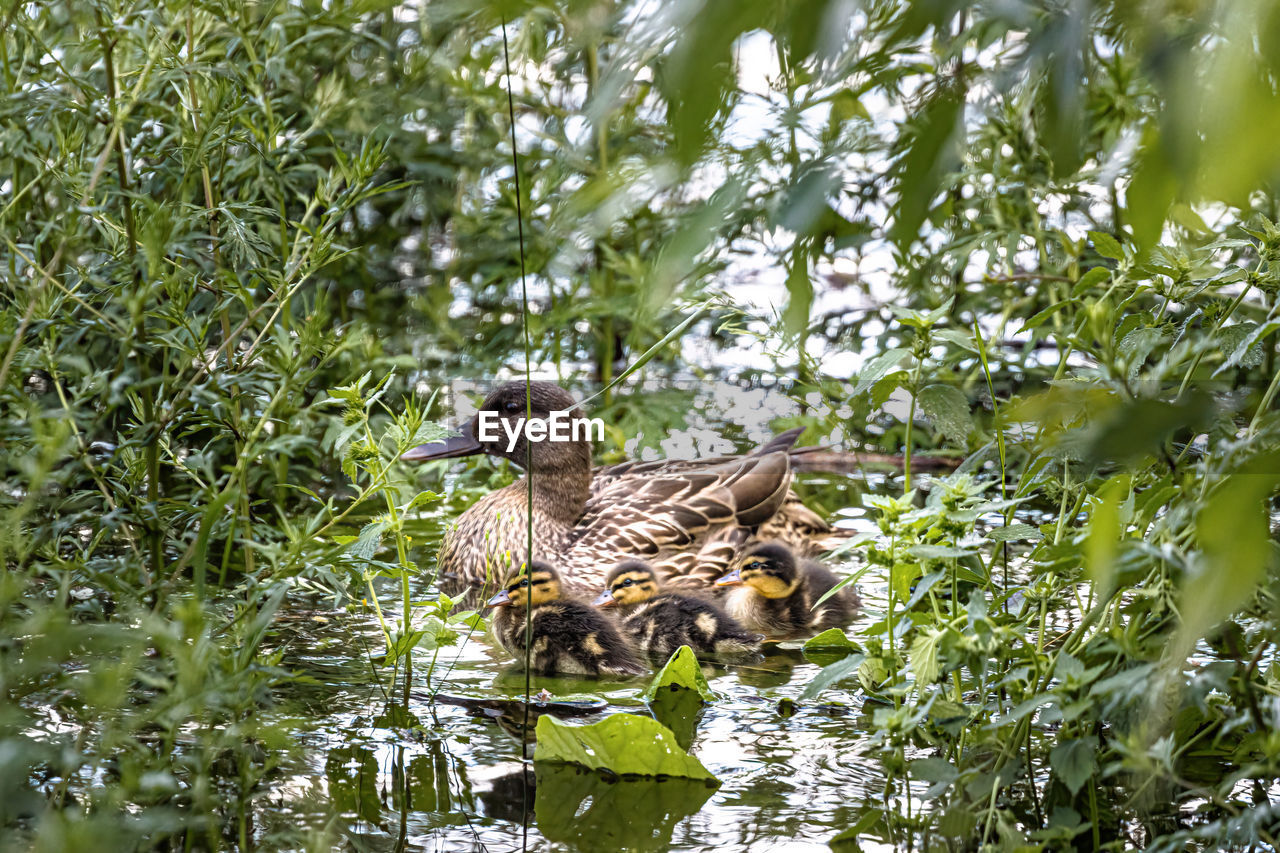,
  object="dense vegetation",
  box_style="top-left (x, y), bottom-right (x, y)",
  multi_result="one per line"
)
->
top-left (5, 0), bottom-right (1280, 849)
